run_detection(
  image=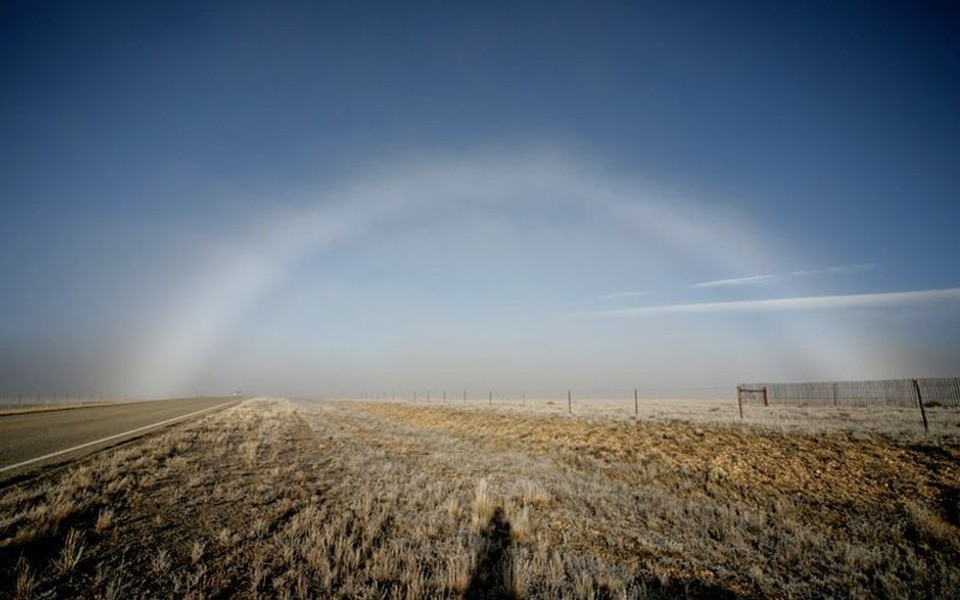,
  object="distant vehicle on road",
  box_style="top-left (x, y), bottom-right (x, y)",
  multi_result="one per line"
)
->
top-left (233, 391), bottom-right (244, 398)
